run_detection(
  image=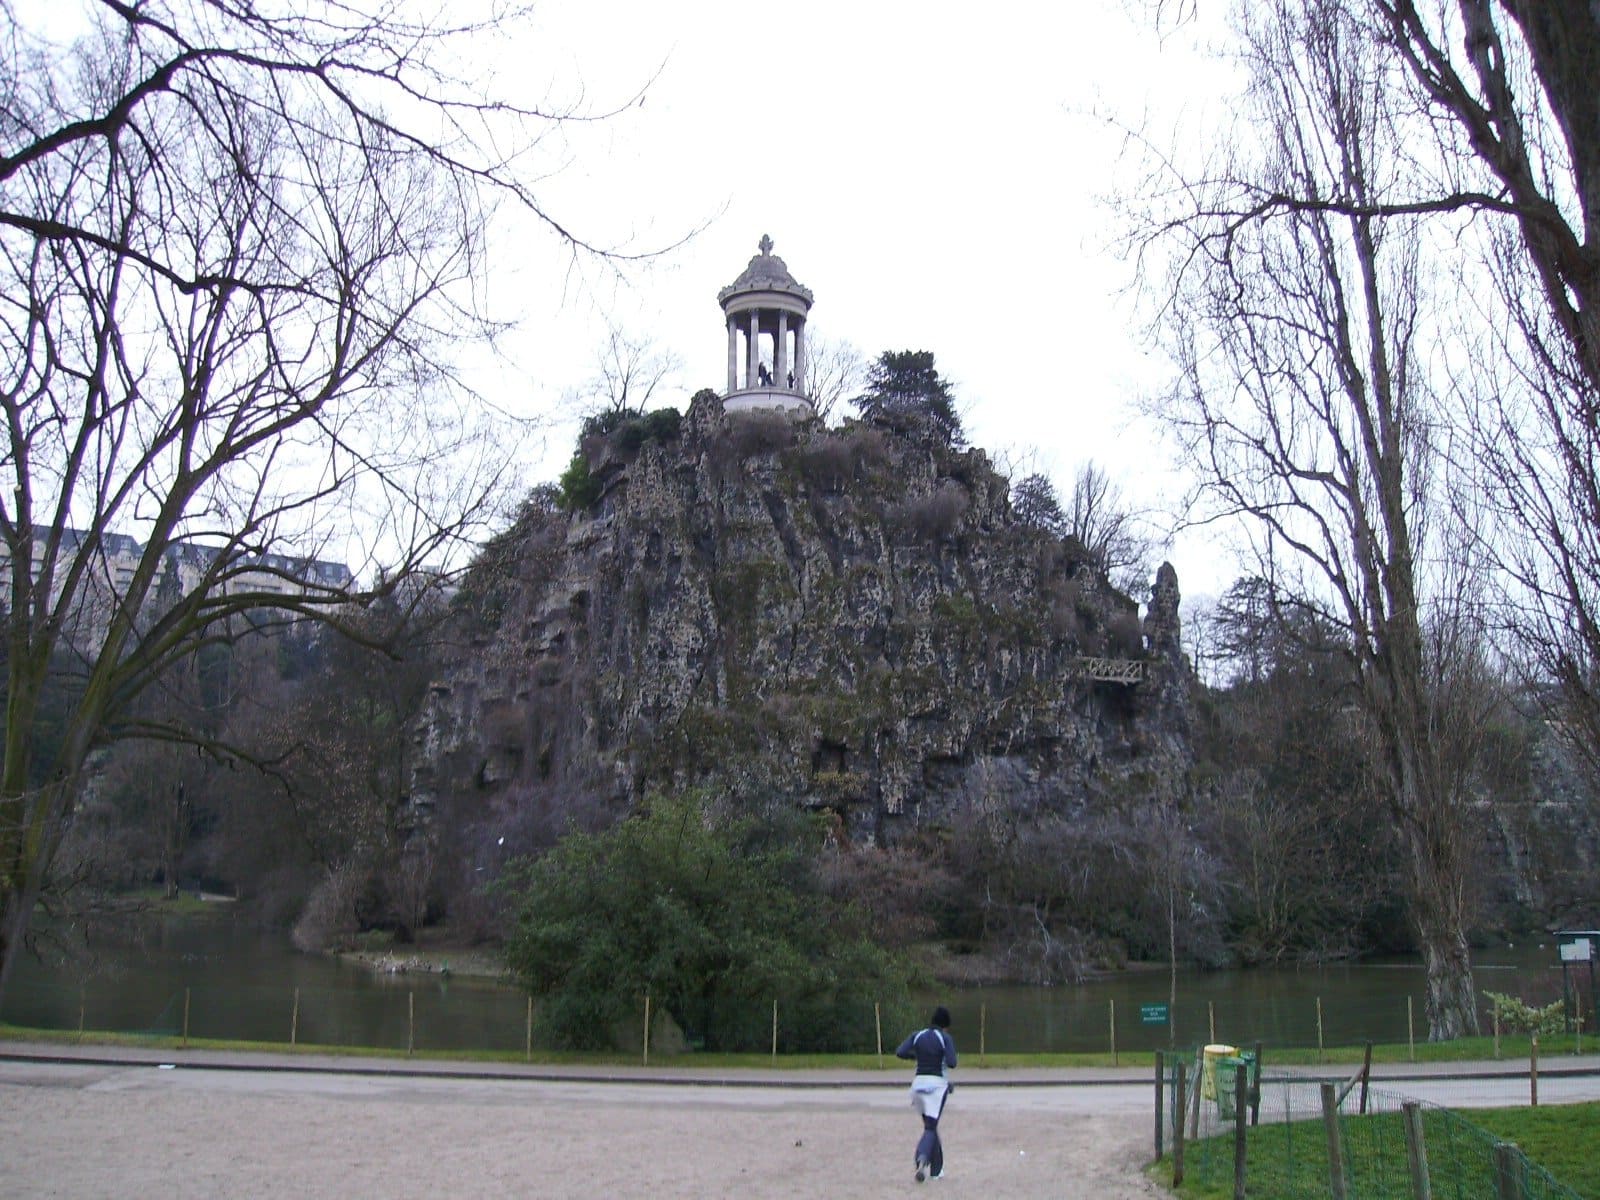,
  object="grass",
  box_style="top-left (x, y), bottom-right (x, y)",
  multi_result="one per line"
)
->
top-left (1, 1021), bottom-right (1593, 1072)
top-left (1148, 1101), bottom-right (1600, 1199)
